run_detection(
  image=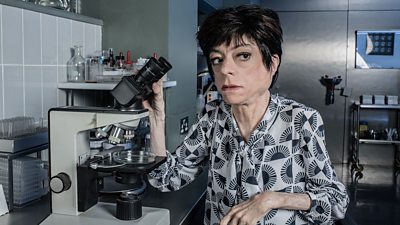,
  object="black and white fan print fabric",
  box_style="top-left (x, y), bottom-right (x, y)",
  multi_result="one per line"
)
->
top-left (149, 94), bottom-right (349, 225)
